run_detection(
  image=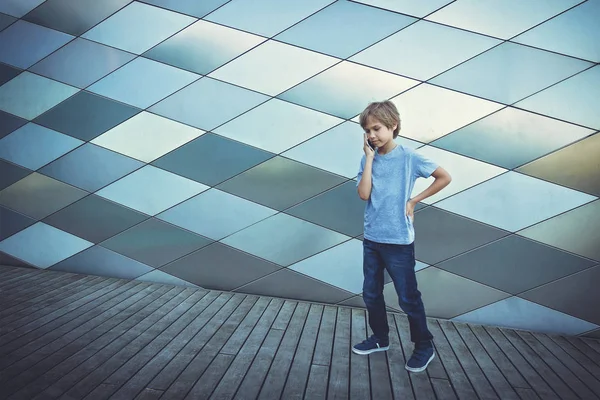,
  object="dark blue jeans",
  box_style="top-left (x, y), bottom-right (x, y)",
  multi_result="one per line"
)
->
top-left (362, 238), bottom-right (433, 344)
